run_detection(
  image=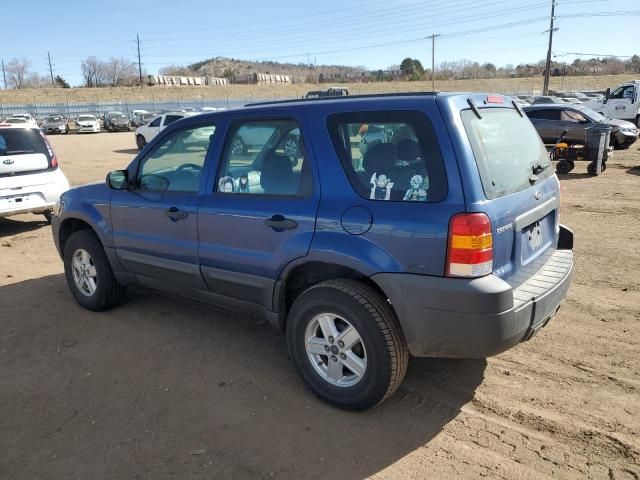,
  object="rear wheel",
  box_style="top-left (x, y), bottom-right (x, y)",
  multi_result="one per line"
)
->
top-left (286, 279), bottom-right (408, 410)
top-left (556, 160), bottom-right (572, 175)
top-left (136, 134), bottom-right (147, 150)
top-left (63, 230), bottom-right (125, 311)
